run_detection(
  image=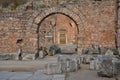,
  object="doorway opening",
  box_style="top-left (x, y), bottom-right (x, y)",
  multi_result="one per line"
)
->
top-left (38, 13), bottom-right (78, 53)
